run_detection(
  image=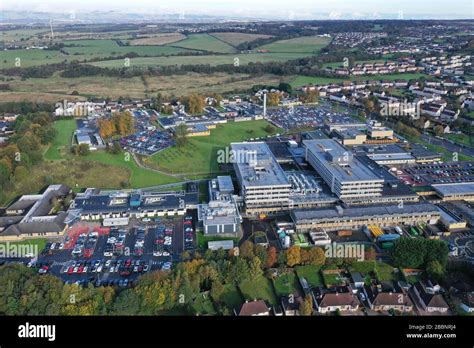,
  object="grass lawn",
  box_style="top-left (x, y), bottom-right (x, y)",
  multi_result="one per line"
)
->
top-left (144, 120), bottom-right (281, 175)
top-left (196, 231), bottom-right (240, 250)
top-left (192, 292), bottom-right (217, 315)
top-left (44, 119), bottom-right (76, 160)
top-left (375, 262), bottom-right (400, 282)
top-left (295, 265), bottom-right (323, 287)
top-left (239, 276), bottom-right (279, 306)
top-left (85, 151), bottom-right (180, 188)
top-left (218, 284), bottom-right (245, 310)
top-left (0, 238), bottom-right (48, 254)
top-left (322, 272), bottom-right (345, 287)
top-left (444, 133), bottom-right (473, 147)
top-left (273, 271), bottom-right (301, 296)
